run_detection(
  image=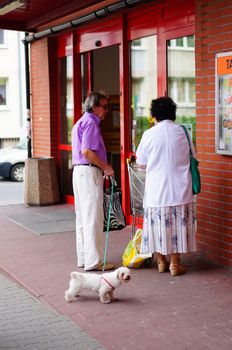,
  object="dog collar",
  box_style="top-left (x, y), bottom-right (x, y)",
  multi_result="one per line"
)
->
top-left (101, 276), bottom-right (115, 290)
